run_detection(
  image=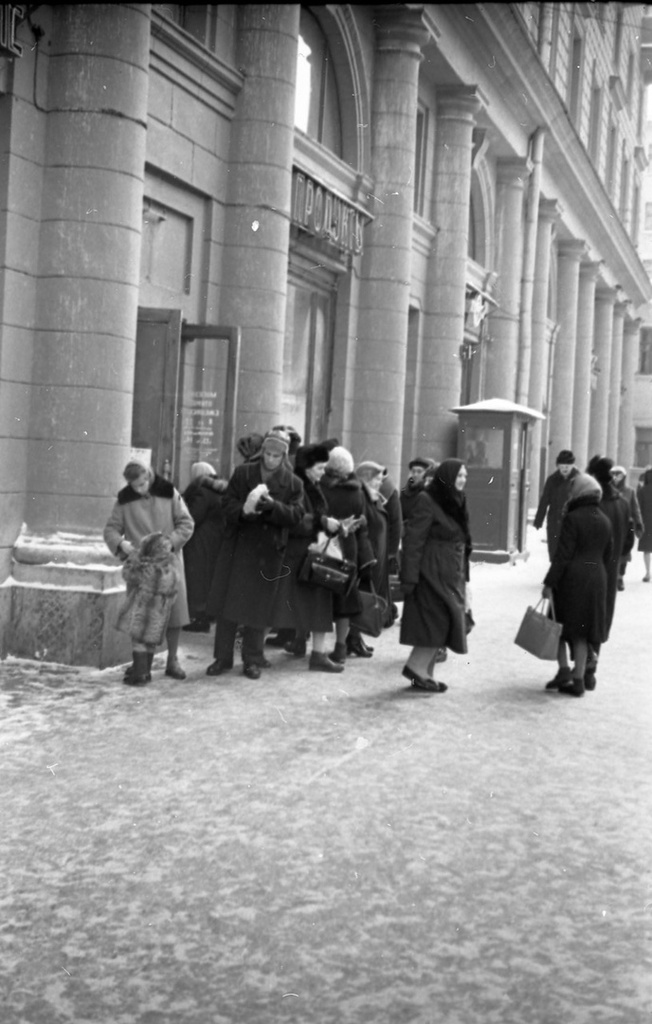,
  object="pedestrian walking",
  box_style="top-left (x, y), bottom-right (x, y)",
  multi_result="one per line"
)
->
top-left (637, 467), bottom-right (652, 582)
top-left (205, 431), bottom-right (304, 680)
top-left (610, 464), bottom-right (643, 590)
top-left (542, 473), bottom-right (612, 697)
top-left (321, 446), bottom-right (375, 664)
top-left (533, 449), bottom-right (579, 559)
top-left (117, 532), bottom-right (180, 685)
top-left (399, 458), bottom-right (472, 693)
top-left (181, 462), bottom-right (228, 632)
top-left (104, 458), bottom-right (194, 681)
top-left (270, 443), bottom-right (344, 672)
